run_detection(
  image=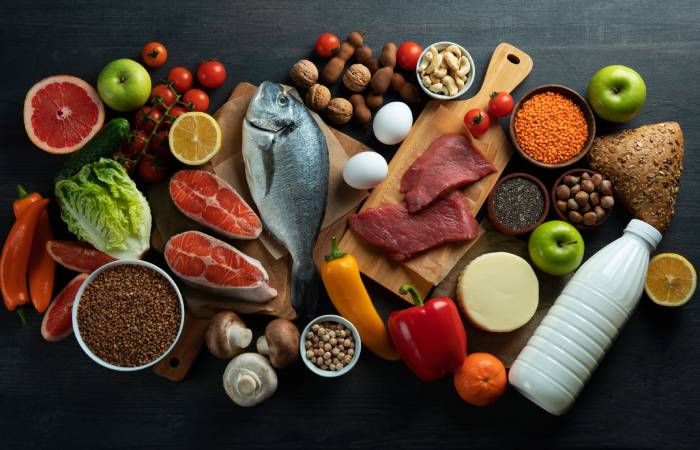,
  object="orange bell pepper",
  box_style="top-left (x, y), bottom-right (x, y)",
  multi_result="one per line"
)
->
top-left (320, 237), bottom-right (400, 361)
